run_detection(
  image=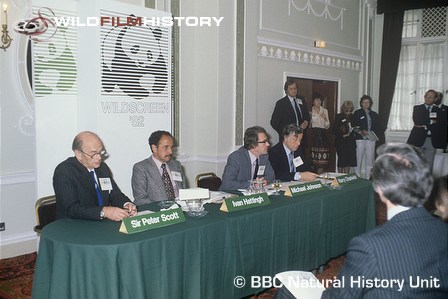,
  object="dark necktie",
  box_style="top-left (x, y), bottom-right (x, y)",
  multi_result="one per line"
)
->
top-left (293, 98), bottom-right (302, 125)
top-left (89, 170), bottom-right (103, 206)
top-left (161, 163), bottom-right (175, 199)
top-left (253, 158), bottom-right (259, 179)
